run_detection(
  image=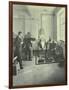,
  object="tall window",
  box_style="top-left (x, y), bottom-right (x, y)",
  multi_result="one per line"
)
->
top-left (57, 8), bottom-right (65, 41)
top-left (60, 11), bottom-right (65, 41)
top-left (39, 14), bottom-right (54, 41)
